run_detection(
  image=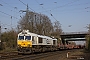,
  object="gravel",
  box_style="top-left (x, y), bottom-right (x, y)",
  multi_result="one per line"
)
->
top-left (37, 49), bottom-right (85, 60)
